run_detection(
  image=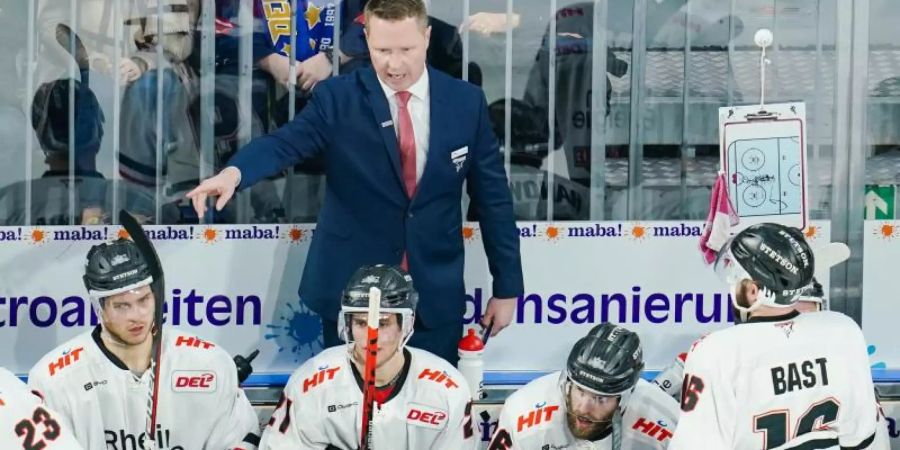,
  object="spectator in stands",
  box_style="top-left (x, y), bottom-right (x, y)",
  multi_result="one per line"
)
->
top-left (0, 68), bottom-right (155, 225)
